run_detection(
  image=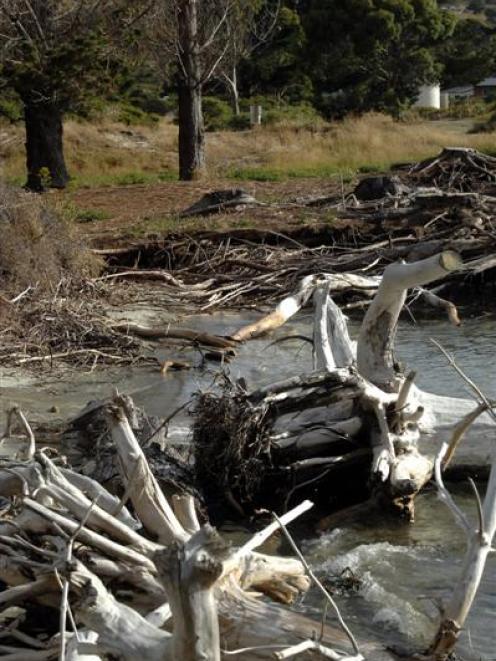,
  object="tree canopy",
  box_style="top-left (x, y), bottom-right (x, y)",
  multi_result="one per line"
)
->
top-left (302, 0), bottom-right (456, 116)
